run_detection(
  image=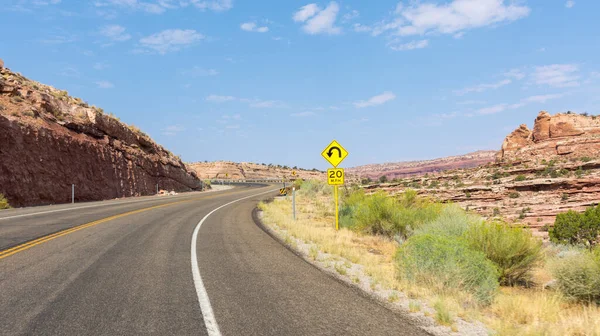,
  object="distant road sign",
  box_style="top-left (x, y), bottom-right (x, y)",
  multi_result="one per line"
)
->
top-left (327, 168), bottom-right (345, 185)
top-left (321, 140), bottom-right (348, 168)
top-left (292, 170), bottom-right (297, 176)
top-left (279, 188), bottom-right (287, 196)
top-left (225, 173), bottom-right (229, 178)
